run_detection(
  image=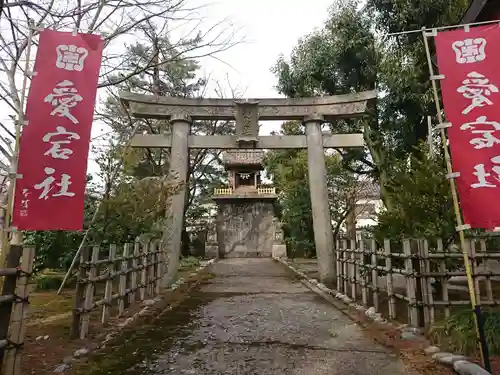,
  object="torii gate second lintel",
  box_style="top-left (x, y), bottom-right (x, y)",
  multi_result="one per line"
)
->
top-left (119, 90), bottom-right (377, 150)
top-left (119, 90), bottom-right (377, 285)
